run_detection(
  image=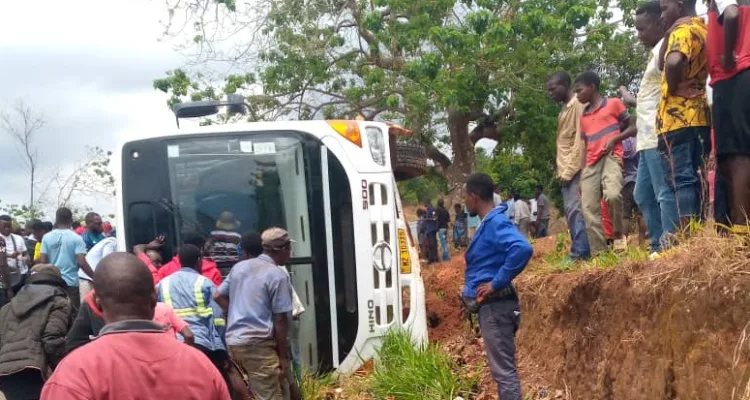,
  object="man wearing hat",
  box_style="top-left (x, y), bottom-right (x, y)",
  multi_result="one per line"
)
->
top-left (0, 264), bottom-right (72, 400)
top-left (215, 227), bottom-right (298, 400)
